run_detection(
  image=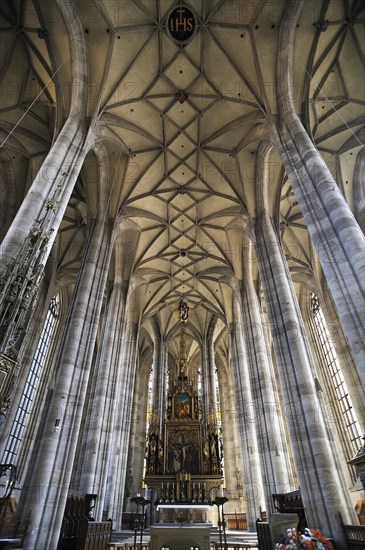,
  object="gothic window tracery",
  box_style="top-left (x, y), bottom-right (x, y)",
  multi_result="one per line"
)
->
top-left (310, 292), bottom-right (362, 452)
top-left (2, 295), bottom-right (59, 467)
